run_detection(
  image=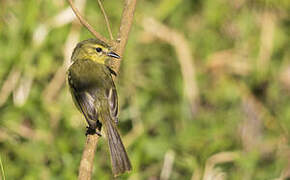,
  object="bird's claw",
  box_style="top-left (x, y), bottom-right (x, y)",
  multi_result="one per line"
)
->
top-left (86, 126), bottom-right (102, 136)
